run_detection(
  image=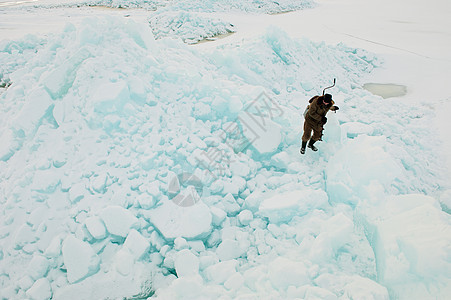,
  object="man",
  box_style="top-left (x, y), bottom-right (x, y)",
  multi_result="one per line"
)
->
top-left (301, 93), bottom-right (339, 154)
